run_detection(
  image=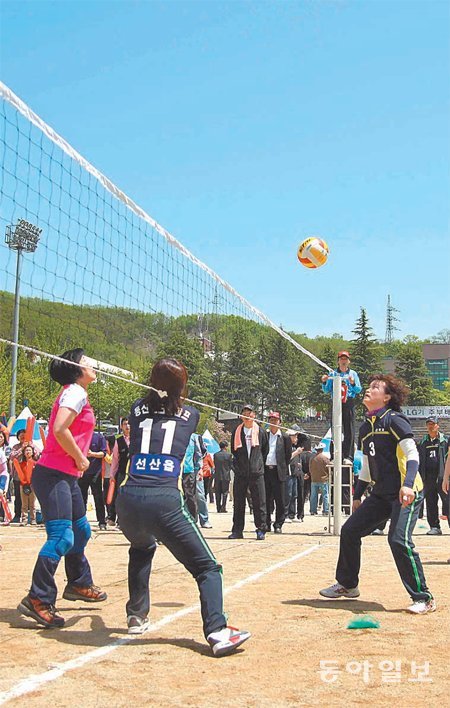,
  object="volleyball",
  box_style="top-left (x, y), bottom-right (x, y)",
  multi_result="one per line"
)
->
top-left (297, 237), bottom-right (329, 269)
